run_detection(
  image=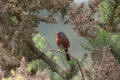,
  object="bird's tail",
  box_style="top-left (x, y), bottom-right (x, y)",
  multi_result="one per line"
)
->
top-left (65, 49), bottom-right (71, 61)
